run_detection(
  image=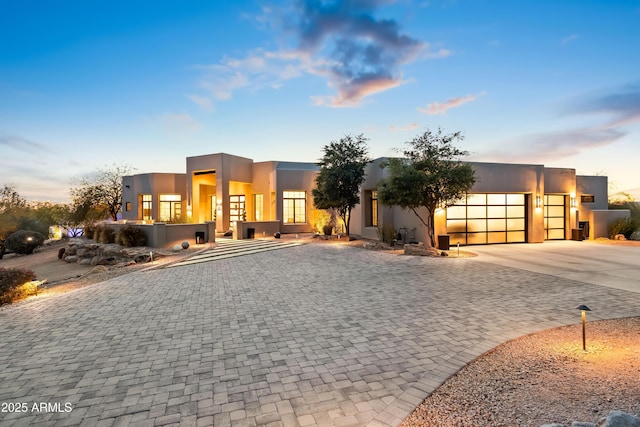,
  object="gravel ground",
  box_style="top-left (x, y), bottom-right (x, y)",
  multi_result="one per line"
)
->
top-left (400, 316), bottom-right (640, 427)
